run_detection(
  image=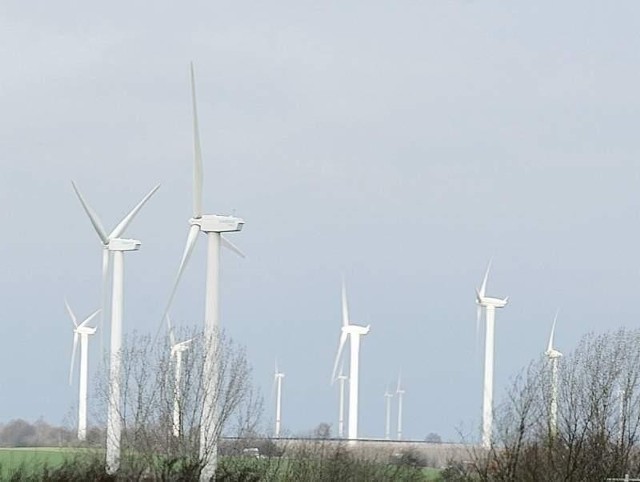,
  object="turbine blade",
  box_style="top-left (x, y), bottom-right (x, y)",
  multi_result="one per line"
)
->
top-left (191, 62), bottom-right (203, 219)
top-left (161, 225), bottom-right (200, 323)
top-left (397, 371), bottom-right (402, 393)
top-left (65, 299), bottom-right (78, 327)
top-left (341, 279), bottom-right (350, 327)
top-left (479, 260), bottom-right (492, 298)
top-left (78, 309), bottom-right (101, 329)
top-left (331, 331), bottom-right (348, 383)
top-left (71, 182), bottom-right (109, 244)
top-left (221, 235), bottom-right (246, 258)
top-left (110, 184), bottom-right (160, 239)
top-left (69, 332), bottom-right (79, 385)
top-left (548, 310), bottom-right (559, 352)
